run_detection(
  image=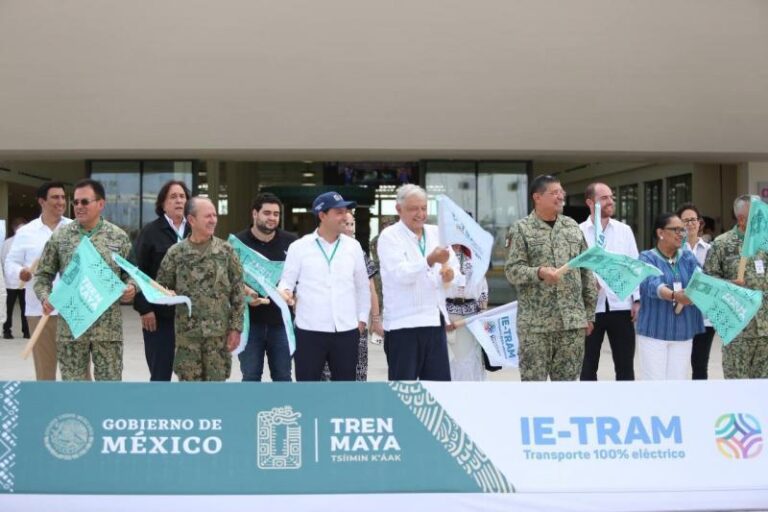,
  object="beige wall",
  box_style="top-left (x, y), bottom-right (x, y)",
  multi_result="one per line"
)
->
top-left (738, 162), bottom-right (768, 197)
top-left (1, 0), bottom-right (767, 161)
top-left (0, 161), bottom-right (86, 188)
